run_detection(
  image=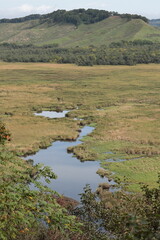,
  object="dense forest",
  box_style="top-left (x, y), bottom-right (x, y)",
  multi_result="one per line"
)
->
top-left (0, 9), bottom-right (148, 26)
top-left (0, 40), bottom-right (160, 66)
